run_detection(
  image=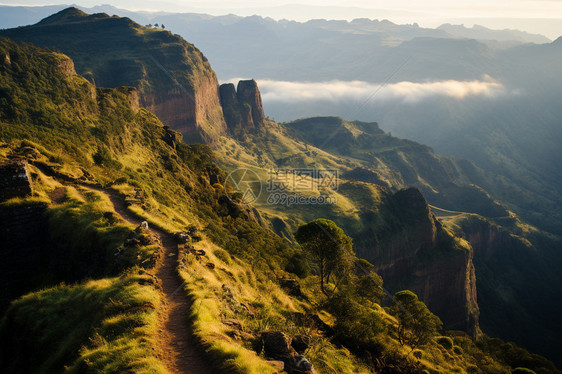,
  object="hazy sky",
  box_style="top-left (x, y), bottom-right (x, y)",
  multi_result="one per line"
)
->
top-left (2, 0), bottom-right (562, 37)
